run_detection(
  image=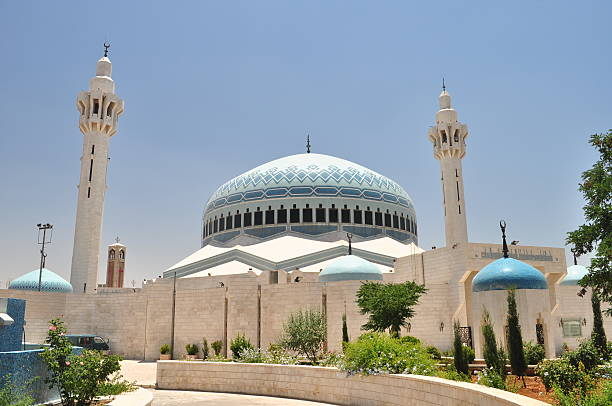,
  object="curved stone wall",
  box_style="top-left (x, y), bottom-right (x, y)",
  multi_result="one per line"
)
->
top-left (156, 361), bottom-right (547, 406)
